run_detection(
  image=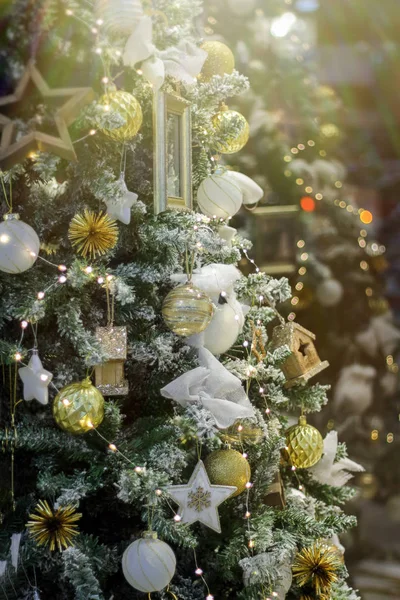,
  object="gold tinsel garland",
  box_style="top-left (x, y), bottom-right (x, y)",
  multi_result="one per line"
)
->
top-left (292, 543), bottom-right (343, 596)
top-left (68, 210), bottom-right (118, 258)
top-left (27, 499), bottom-right (81, 551)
